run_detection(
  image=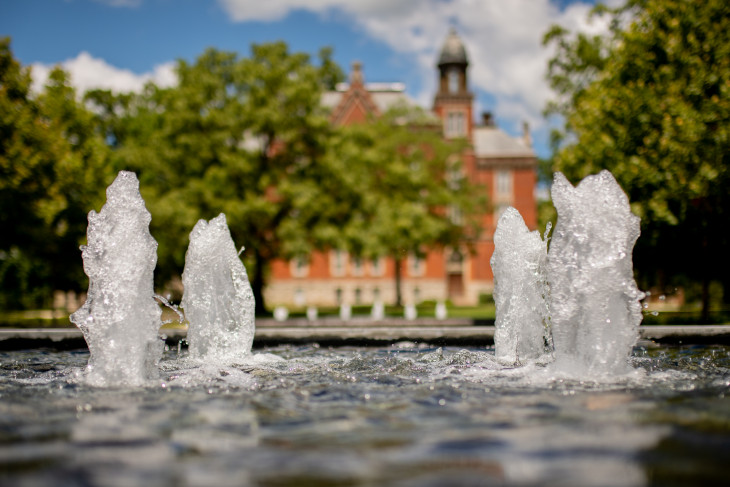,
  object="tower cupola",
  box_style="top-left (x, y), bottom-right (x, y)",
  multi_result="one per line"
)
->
top-left (433, 28), bottom-right (473, 139)
top-left (438, 27), bottom-right (469, 68)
